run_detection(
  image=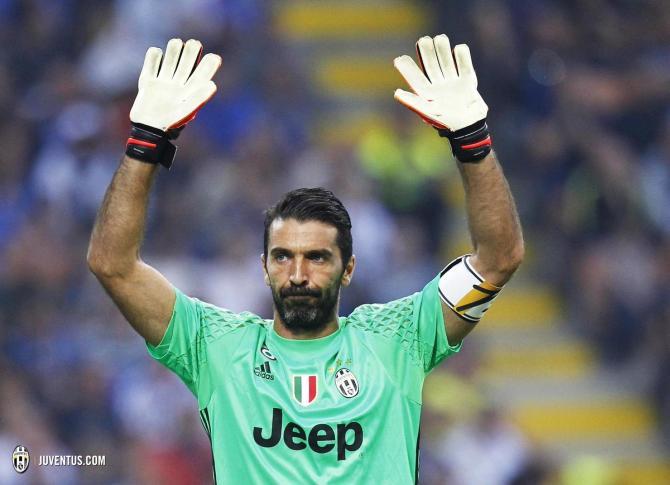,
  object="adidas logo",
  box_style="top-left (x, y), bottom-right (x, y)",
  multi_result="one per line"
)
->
top-left (254, 361), bottom-right (274, 380)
